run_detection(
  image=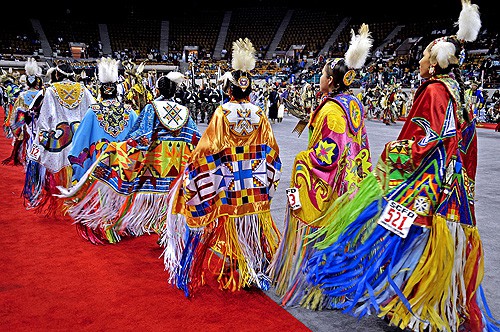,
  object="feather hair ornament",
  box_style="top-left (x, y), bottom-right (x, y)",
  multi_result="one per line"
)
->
top-left (136, 61), bottom-right (146, 75)
top-left (166, 71), bottom-right (186, 85)
top-left (428, 0), bottom-right (481, 69)
top-left (456, 0), bottom-right (481, 42)
top-left (24, 58), bottom-right (40, 77)
top-left (430, 41), bottom-right (457, 69)
top-left (231, 38), bottom-right (256, 72)
top-left (218, 71), bottom-right (235, 89)
top-left (344, 23), bottom-right (373, 69)
top-left (97, 57), bottom-right (119, 83)
top-left (45, 67), bottom-right (56, 80)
